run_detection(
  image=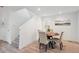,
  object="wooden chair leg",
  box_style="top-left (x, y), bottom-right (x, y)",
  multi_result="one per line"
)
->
top-left (39, 43), bottom-right (41, 49)
top-left (45, 45), bottom-right (47, 52)
top-left (60, 42), bottom-right (63, 50)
